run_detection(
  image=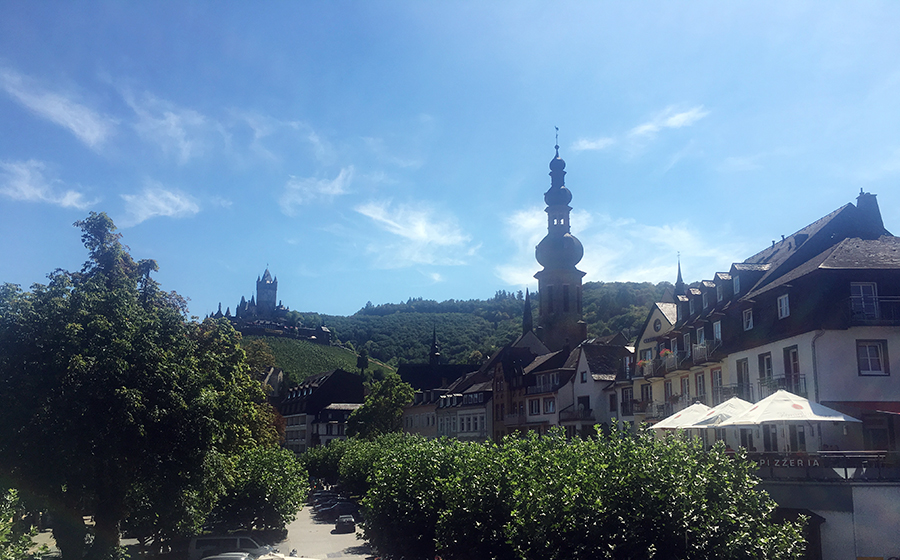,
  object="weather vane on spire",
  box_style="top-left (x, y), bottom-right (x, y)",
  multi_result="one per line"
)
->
top-left (555, 126), bottom-right (559, 149)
